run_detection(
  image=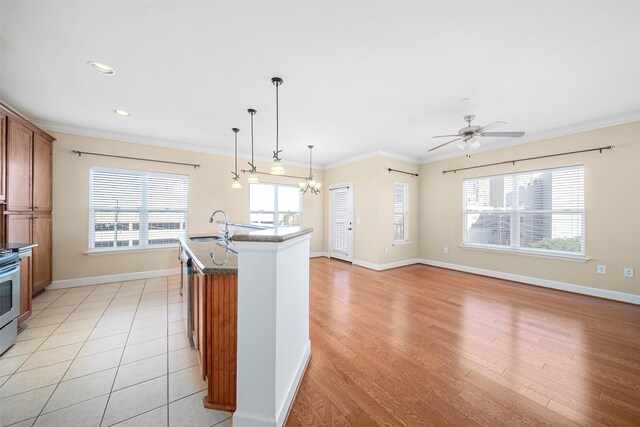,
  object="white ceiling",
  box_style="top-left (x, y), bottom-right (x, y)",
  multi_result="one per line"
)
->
top-left (1, 1), bottom-right (639, 167)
